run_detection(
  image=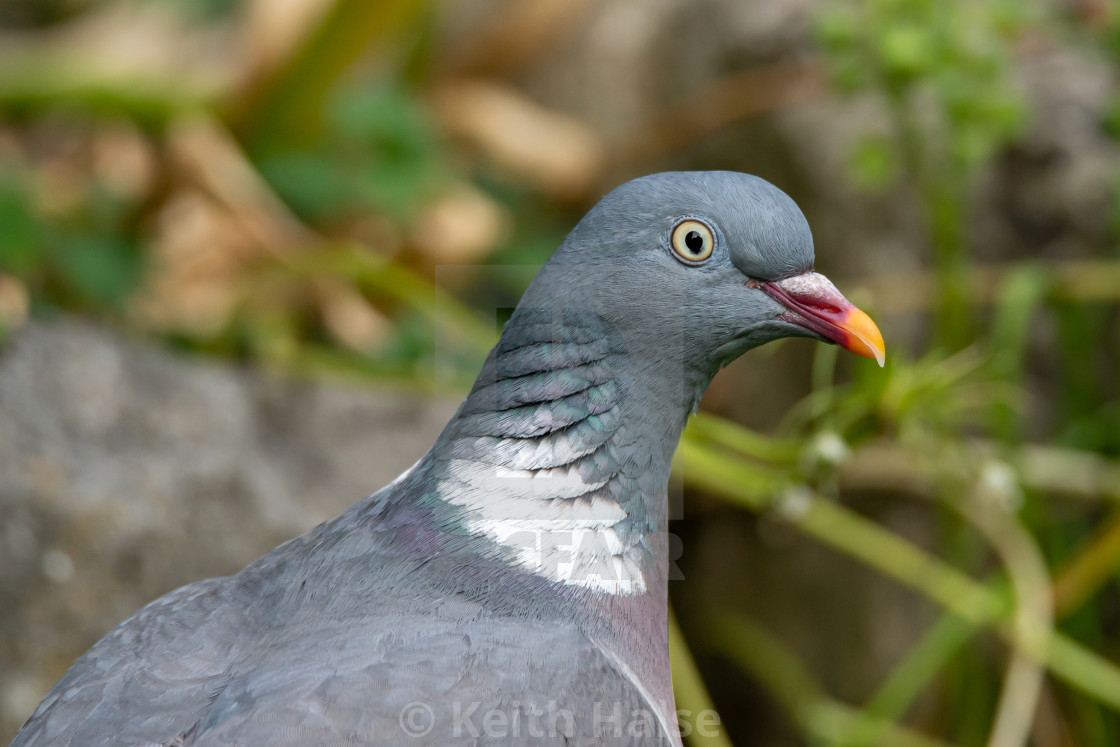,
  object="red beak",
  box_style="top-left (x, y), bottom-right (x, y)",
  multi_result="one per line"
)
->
top-left (755, 272), bottom-right (885, 367)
